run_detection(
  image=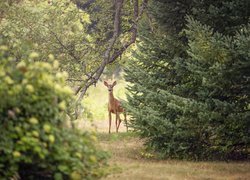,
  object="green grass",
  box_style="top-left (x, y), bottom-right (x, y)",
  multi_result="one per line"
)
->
top-left (98, 132), bottom-right (250, 180)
